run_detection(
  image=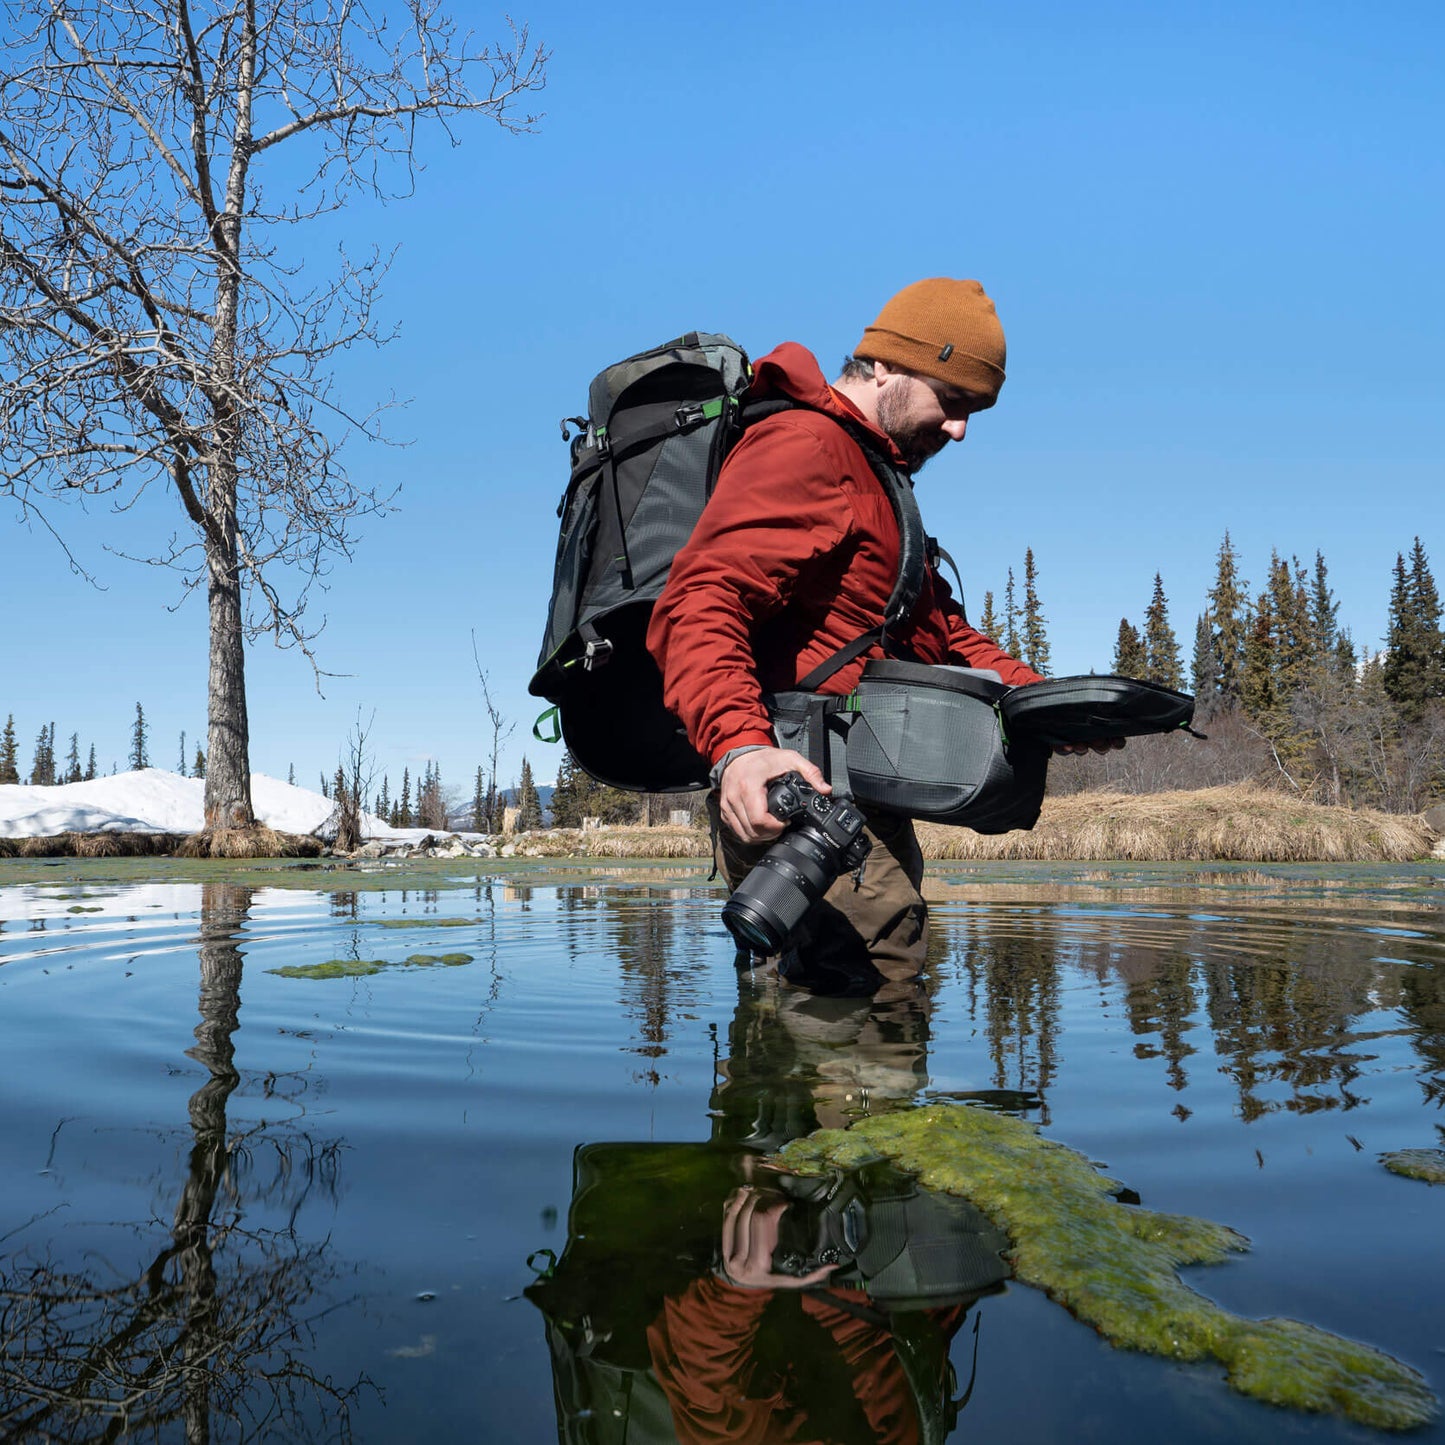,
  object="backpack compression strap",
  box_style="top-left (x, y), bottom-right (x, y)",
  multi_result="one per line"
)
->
top-left (738, 400), bottom-right (928, 692)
